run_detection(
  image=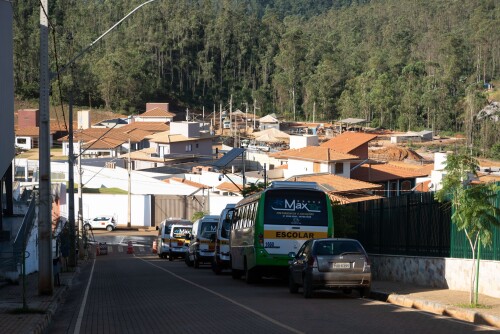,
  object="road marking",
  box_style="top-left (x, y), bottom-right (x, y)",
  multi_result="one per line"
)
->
top-left (139, 258), bottom-right (304, 334)
top-left (74, 258), bottom-right (96, 334)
